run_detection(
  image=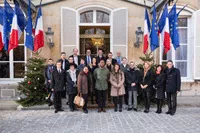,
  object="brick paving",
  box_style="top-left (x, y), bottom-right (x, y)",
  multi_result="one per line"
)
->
top-left (0, 106), bottom-right (200, 133)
